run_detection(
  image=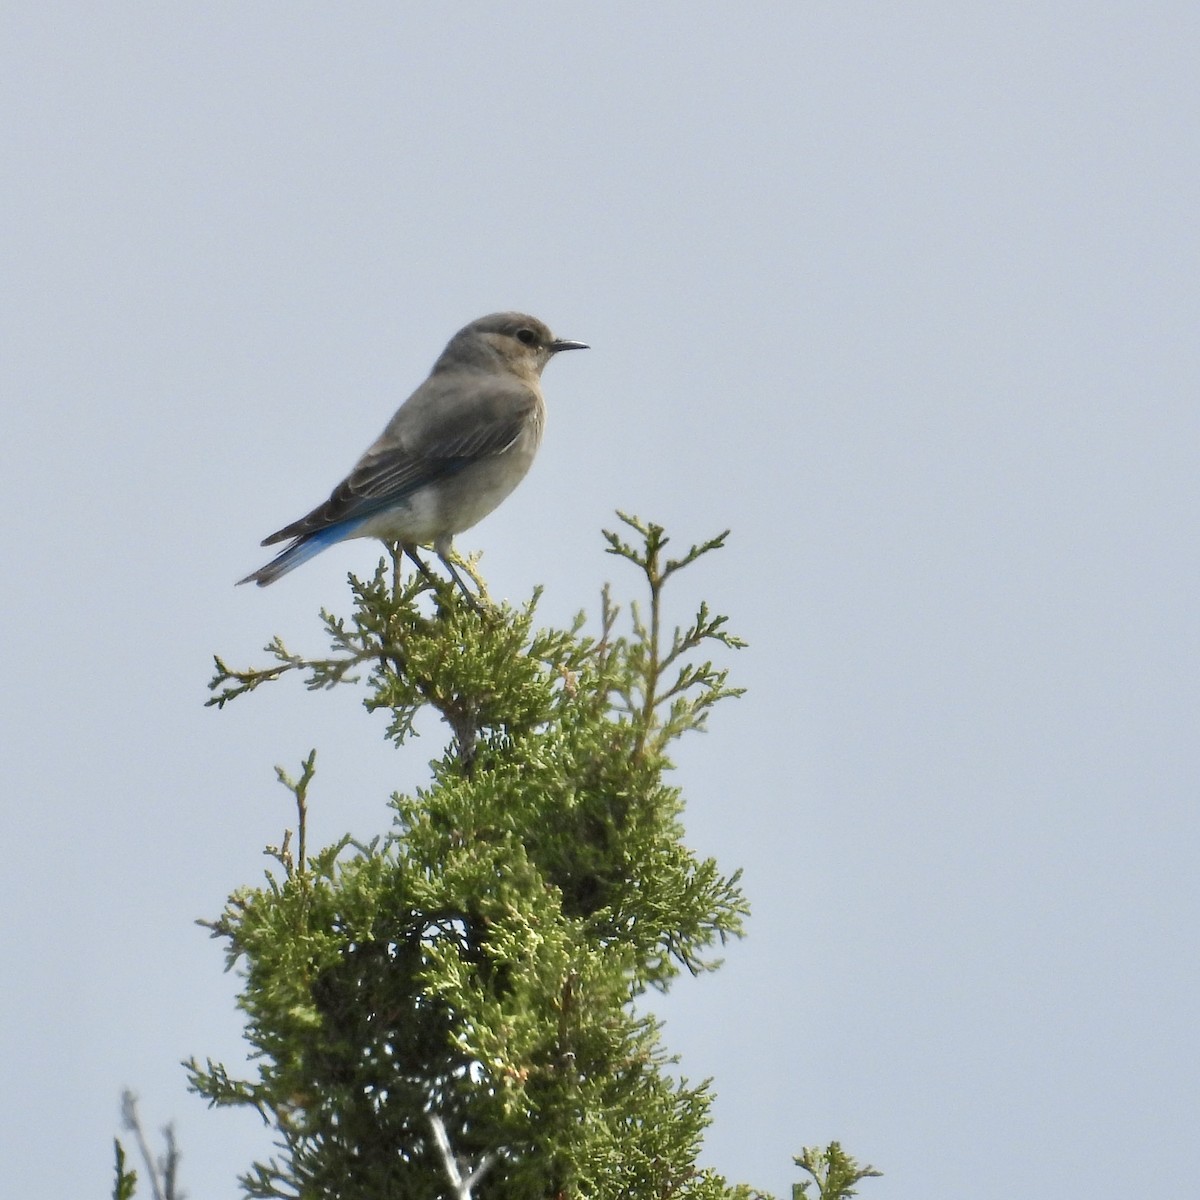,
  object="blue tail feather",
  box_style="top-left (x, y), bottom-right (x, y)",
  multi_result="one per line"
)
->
top-left (237, 521), bottom-right (366, 587)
